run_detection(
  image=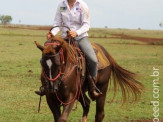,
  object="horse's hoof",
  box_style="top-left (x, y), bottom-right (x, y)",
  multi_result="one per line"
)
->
top-left (82, 116), bottom-right (87, 122)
